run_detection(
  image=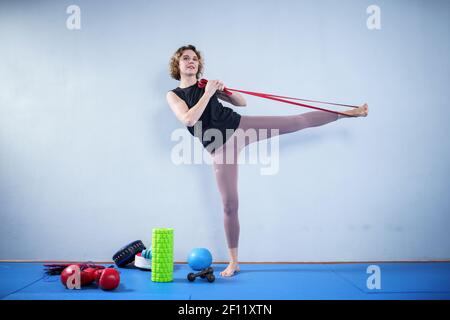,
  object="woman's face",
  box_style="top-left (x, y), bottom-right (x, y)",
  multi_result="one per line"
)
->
top-left (179, 49), bottom-right (199, 77)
